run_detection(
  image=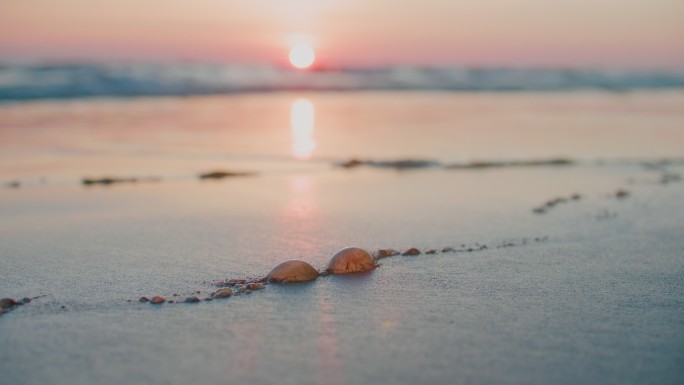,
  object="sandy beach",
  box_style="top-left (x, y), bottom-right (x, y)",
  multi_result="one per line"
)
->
top-left (1, 91), bottom-right (683, 385)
